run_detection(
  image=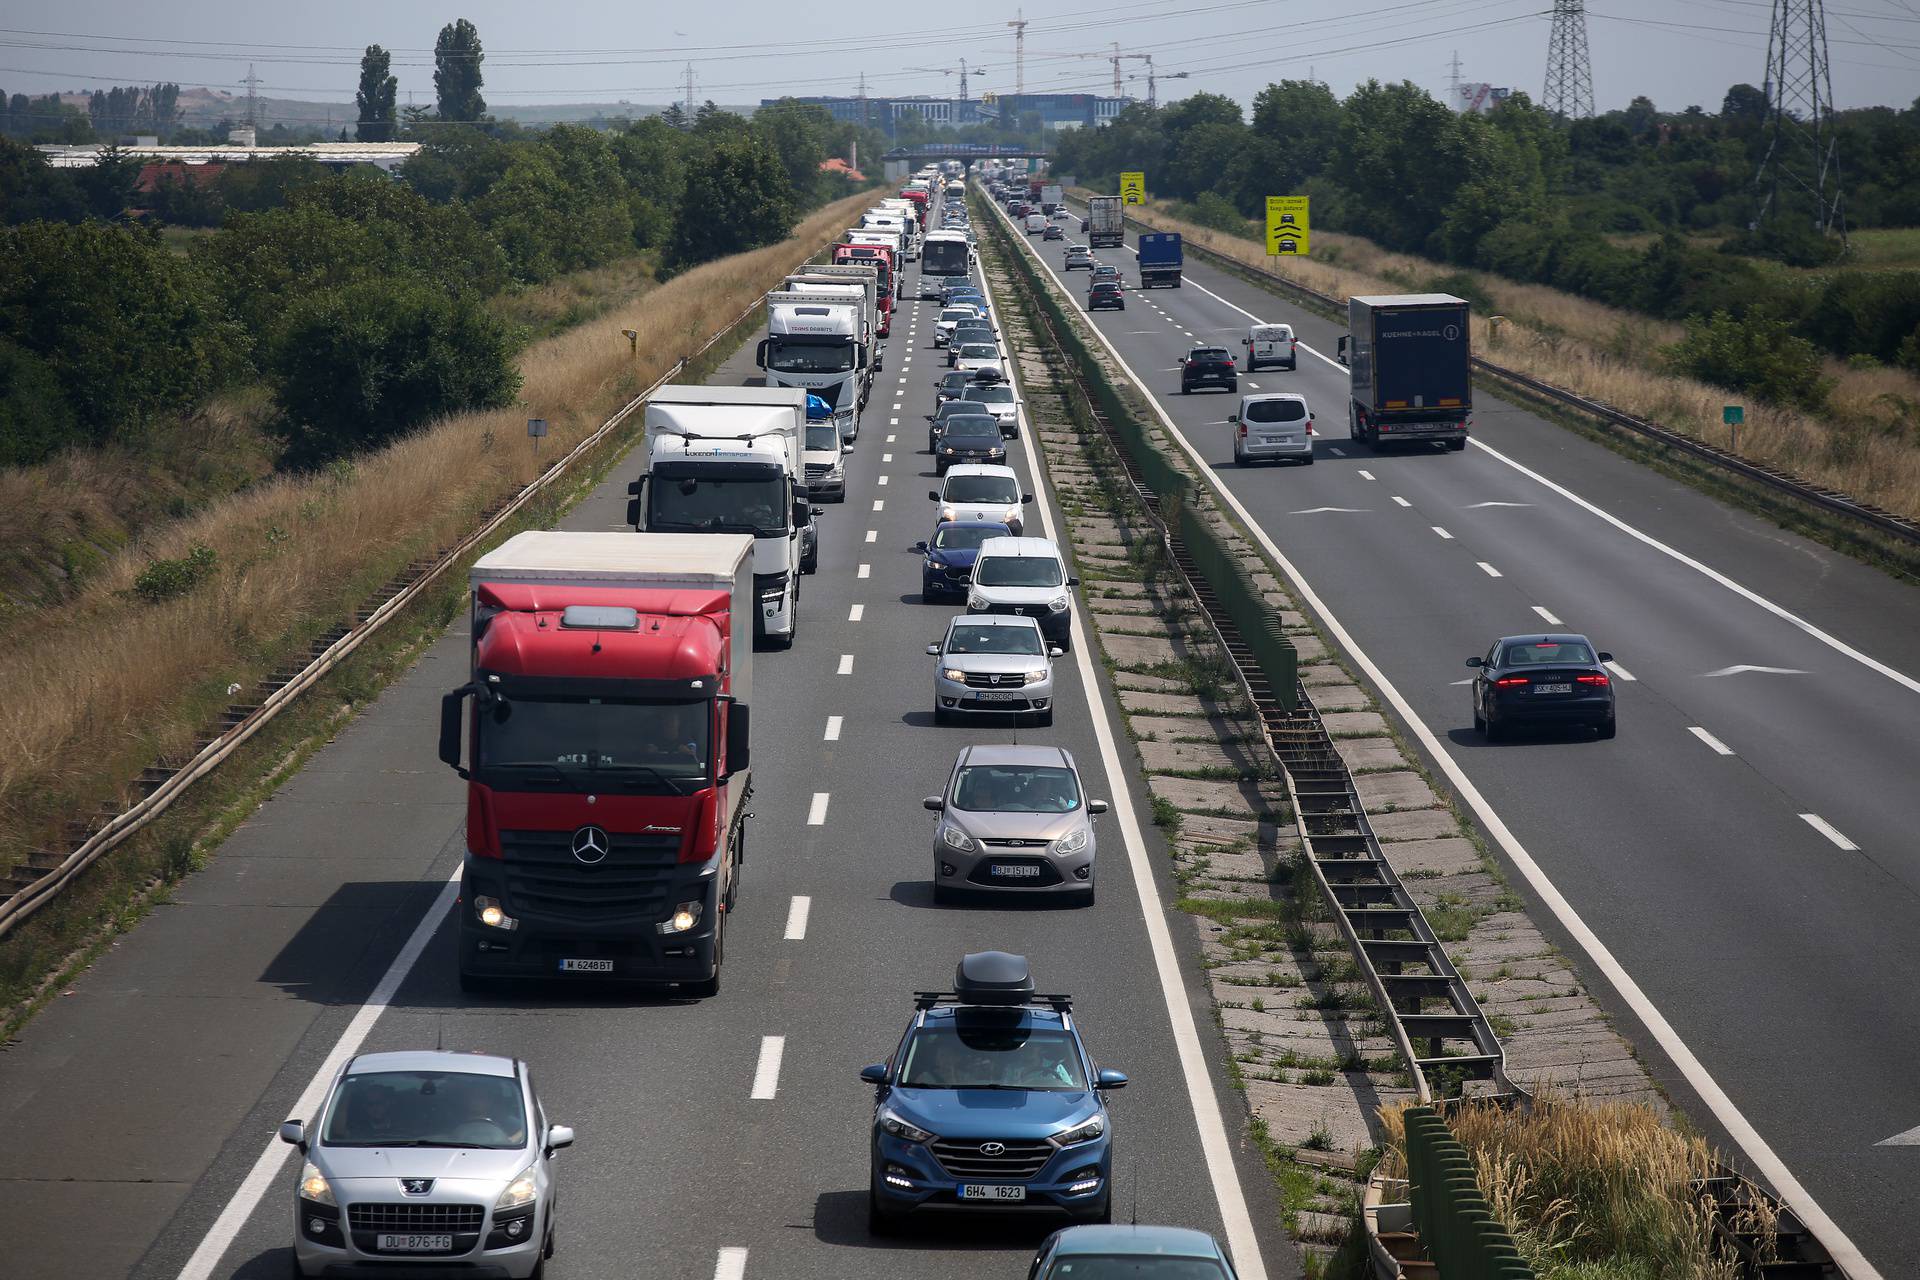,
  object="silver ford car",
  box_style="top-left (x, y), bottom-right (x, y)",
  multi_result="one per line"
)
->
top-left (280, 1050), bottom-right (572, 1278)
top-left (923, 745), bottom-right (1107, 906)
